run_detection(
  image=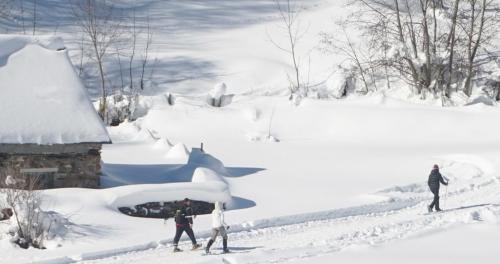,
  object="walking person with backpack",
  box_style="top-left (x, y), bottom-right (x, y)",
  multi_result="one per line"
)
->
top-left (205, 202), bottom-right (230, 254)
top-left (172, 198), bottom-right (201, 252)
top-left (427, 164), bottom-right (449, 212)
